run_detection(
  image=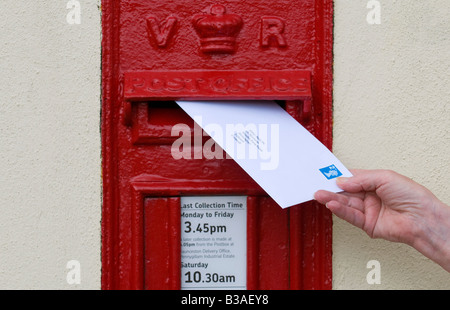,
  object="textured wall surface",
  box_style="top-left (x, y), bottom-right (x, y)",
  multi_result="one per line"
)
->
top-left (0, 1), bottom-right (101, 289)
top-left (333, 0), bottom-right (450, 289)
top-left (0, 0), bottom-right (448, 289)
